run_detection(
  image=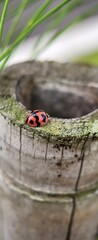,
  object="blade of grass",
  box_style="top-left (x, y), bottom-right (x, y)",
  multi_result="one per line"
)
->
top-left (0, 0), bottom-right (53, 70)
top-left (24, 0), bottom-right (53, 29)
top-left (4, 0), bottom-right (53, 47)
top-left (0, 0), bottom-right (9, 40)
top-left (3, 0), bottom-right (29, 49)
top-left (48, 0), bottom-right (85, 31)
top-left (0, 54), bottom-right (10, 72)
top-left (33, 0), bottom-right (85, 52)
top-left (0, 0), bottom-right (72, 62)
top-left (4, 0), bottom-right (36, 21)
top-left (33, 3), bottom-right (98, 60)
top-left (50, 4), bottom-right (98, 44)
top-left (21, 0), bottom-right (72, 34)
